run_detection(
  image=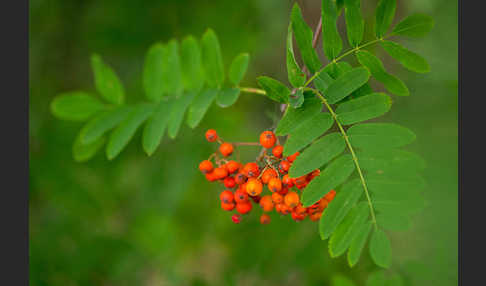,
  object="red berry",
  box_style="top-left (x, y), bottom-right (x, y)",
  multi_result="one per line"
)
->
top-left (234, 188), bottom-right (248, 204)
top-left (205, 129), bottom-right (218, 142)
top-left (272, 145), bottom-right (283, 158)
top-left (242, 162), bottom-right (260, 178)
top-left (234, 172), bottom-right (247, 185)
top-left (220, 190), bottom-right (234, 204)
top-left (226, 160), bottom-right (240, 174)
top-left (219, 143), bottom-right (234, 157)
top-left (278, 160), bottom-right (290, 173)
top-left (236, 201), bottom-right (253, 214)
top-left (221, 202), bottom-right (235, 211)
top-left (213, 167), bottom-right (228, 180)
top-left (259, 131), bottom-right (277, 149)
top-left (223, 177), bottom-right (236, 188)
top-left (199, 160), bottom-right (214, 173)
top-left (287, 152), bottom-right (300, 162)
top-left (260, 214), bottom-right (271, 224)
top-left (232, 214), bottom-right (242, 224)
